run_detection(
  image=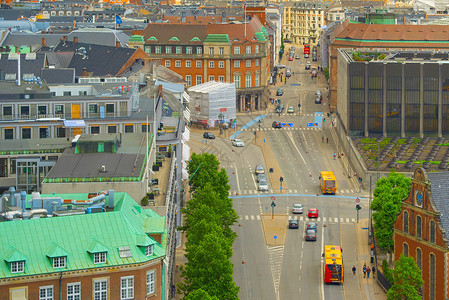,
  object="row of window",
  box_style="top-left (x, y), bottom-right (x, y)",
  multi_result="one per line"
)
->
top-left (285, 15), bottom-right (322, 22)
top-left (145, 45), bottom-right (260, 55)
top-left (44, 10), bottom-right (81, 17)
top-left (403, 211), bottom-right (436, 243)
top-left (2, 103), bottom-right (115, 117)
top-left (9, 246), bottom-right (153, 274)
top-left (17, 271), bottom-right (155, 300)
top-left (184, 74), bottom-right (260, 88)
top-left (164, 59), bottom-right (260, 69)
